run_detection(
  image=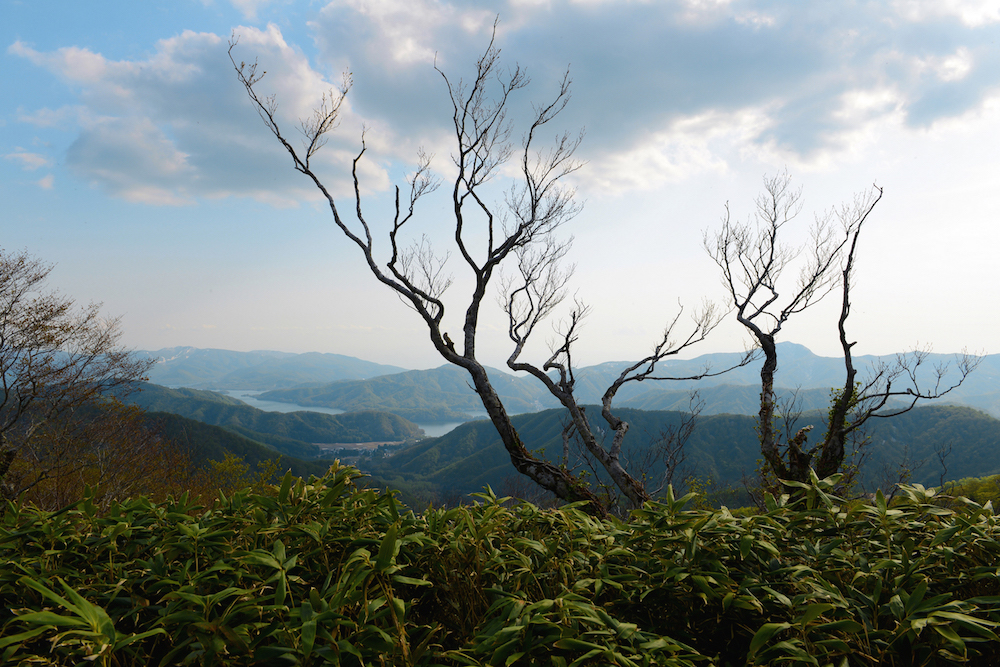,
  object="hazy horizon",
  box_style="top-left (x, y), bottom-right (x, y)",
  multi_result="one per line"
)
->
top-left (138, 339), bottom-right (988, 374)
